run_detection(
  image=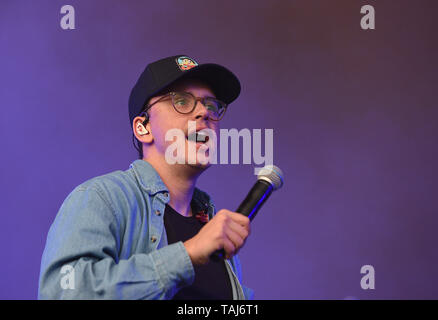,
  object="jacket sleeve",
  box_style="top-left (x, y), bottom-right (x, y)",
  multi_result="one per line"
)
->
top-left (38, 186), bottom-right (194, 300)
